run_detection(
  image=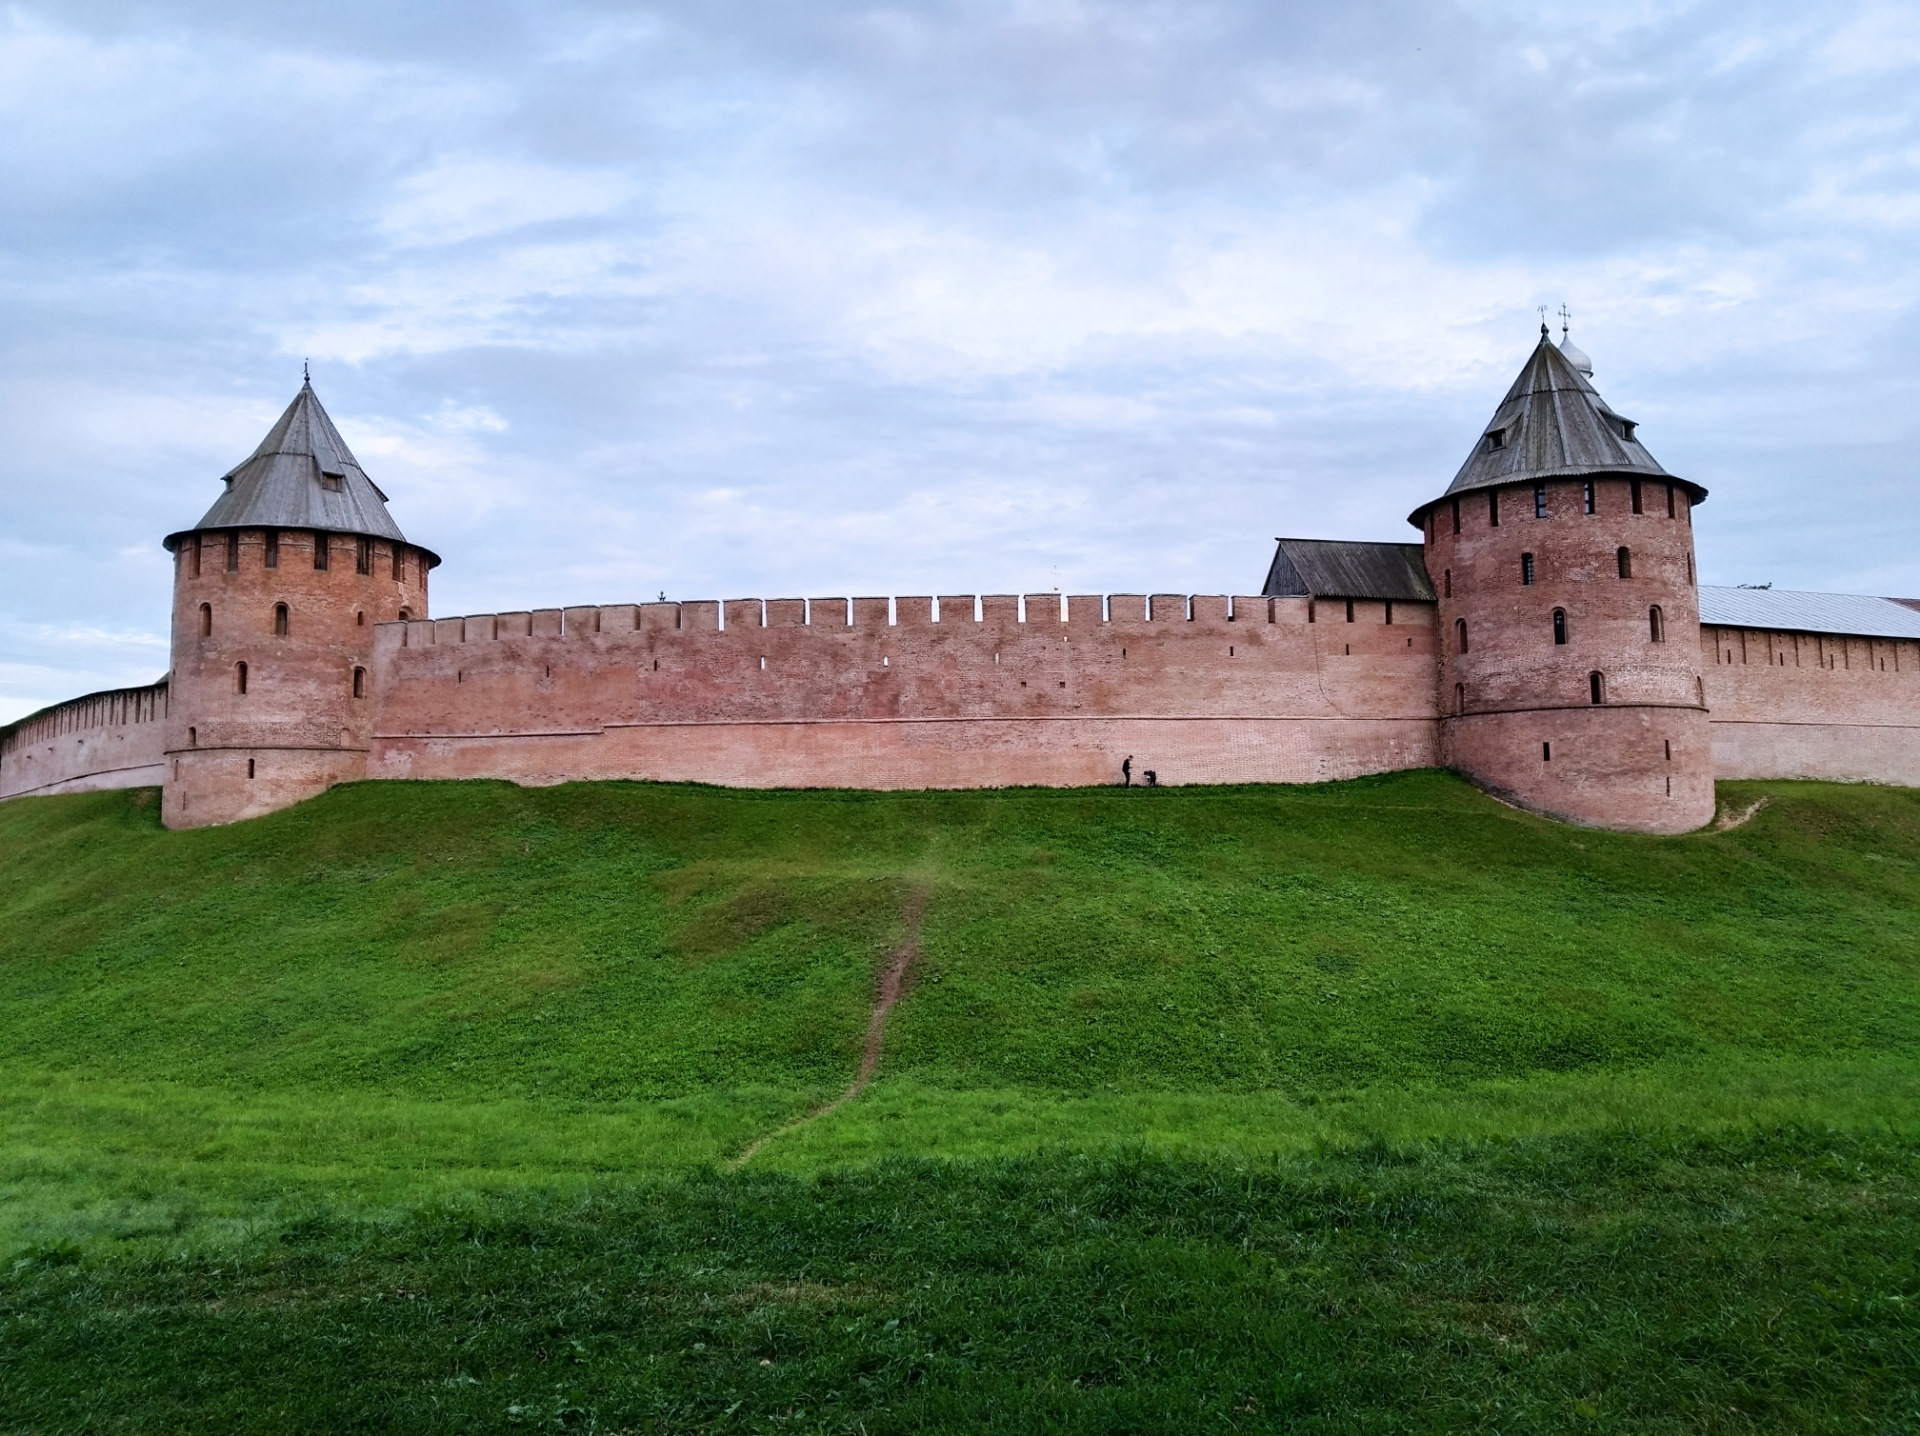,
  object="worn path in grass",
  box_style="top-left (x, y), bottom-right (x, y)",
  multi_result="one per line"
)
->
top-left (729, 885), bottom-right (928, 1168)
